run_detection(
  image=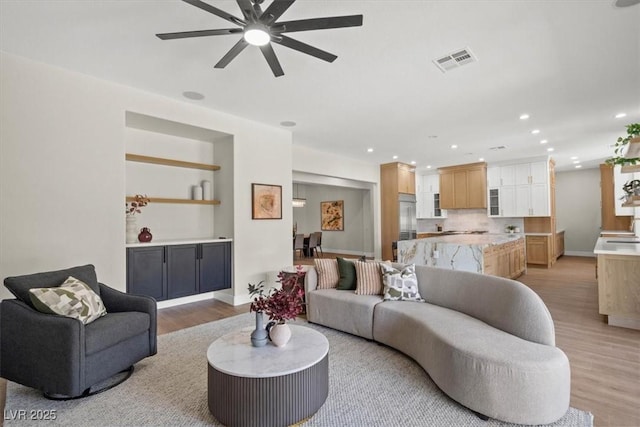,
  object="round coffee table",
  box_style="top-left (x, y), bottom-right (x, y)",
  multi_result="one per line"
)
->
top-left (207, 324), bottom-right (329, 427)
